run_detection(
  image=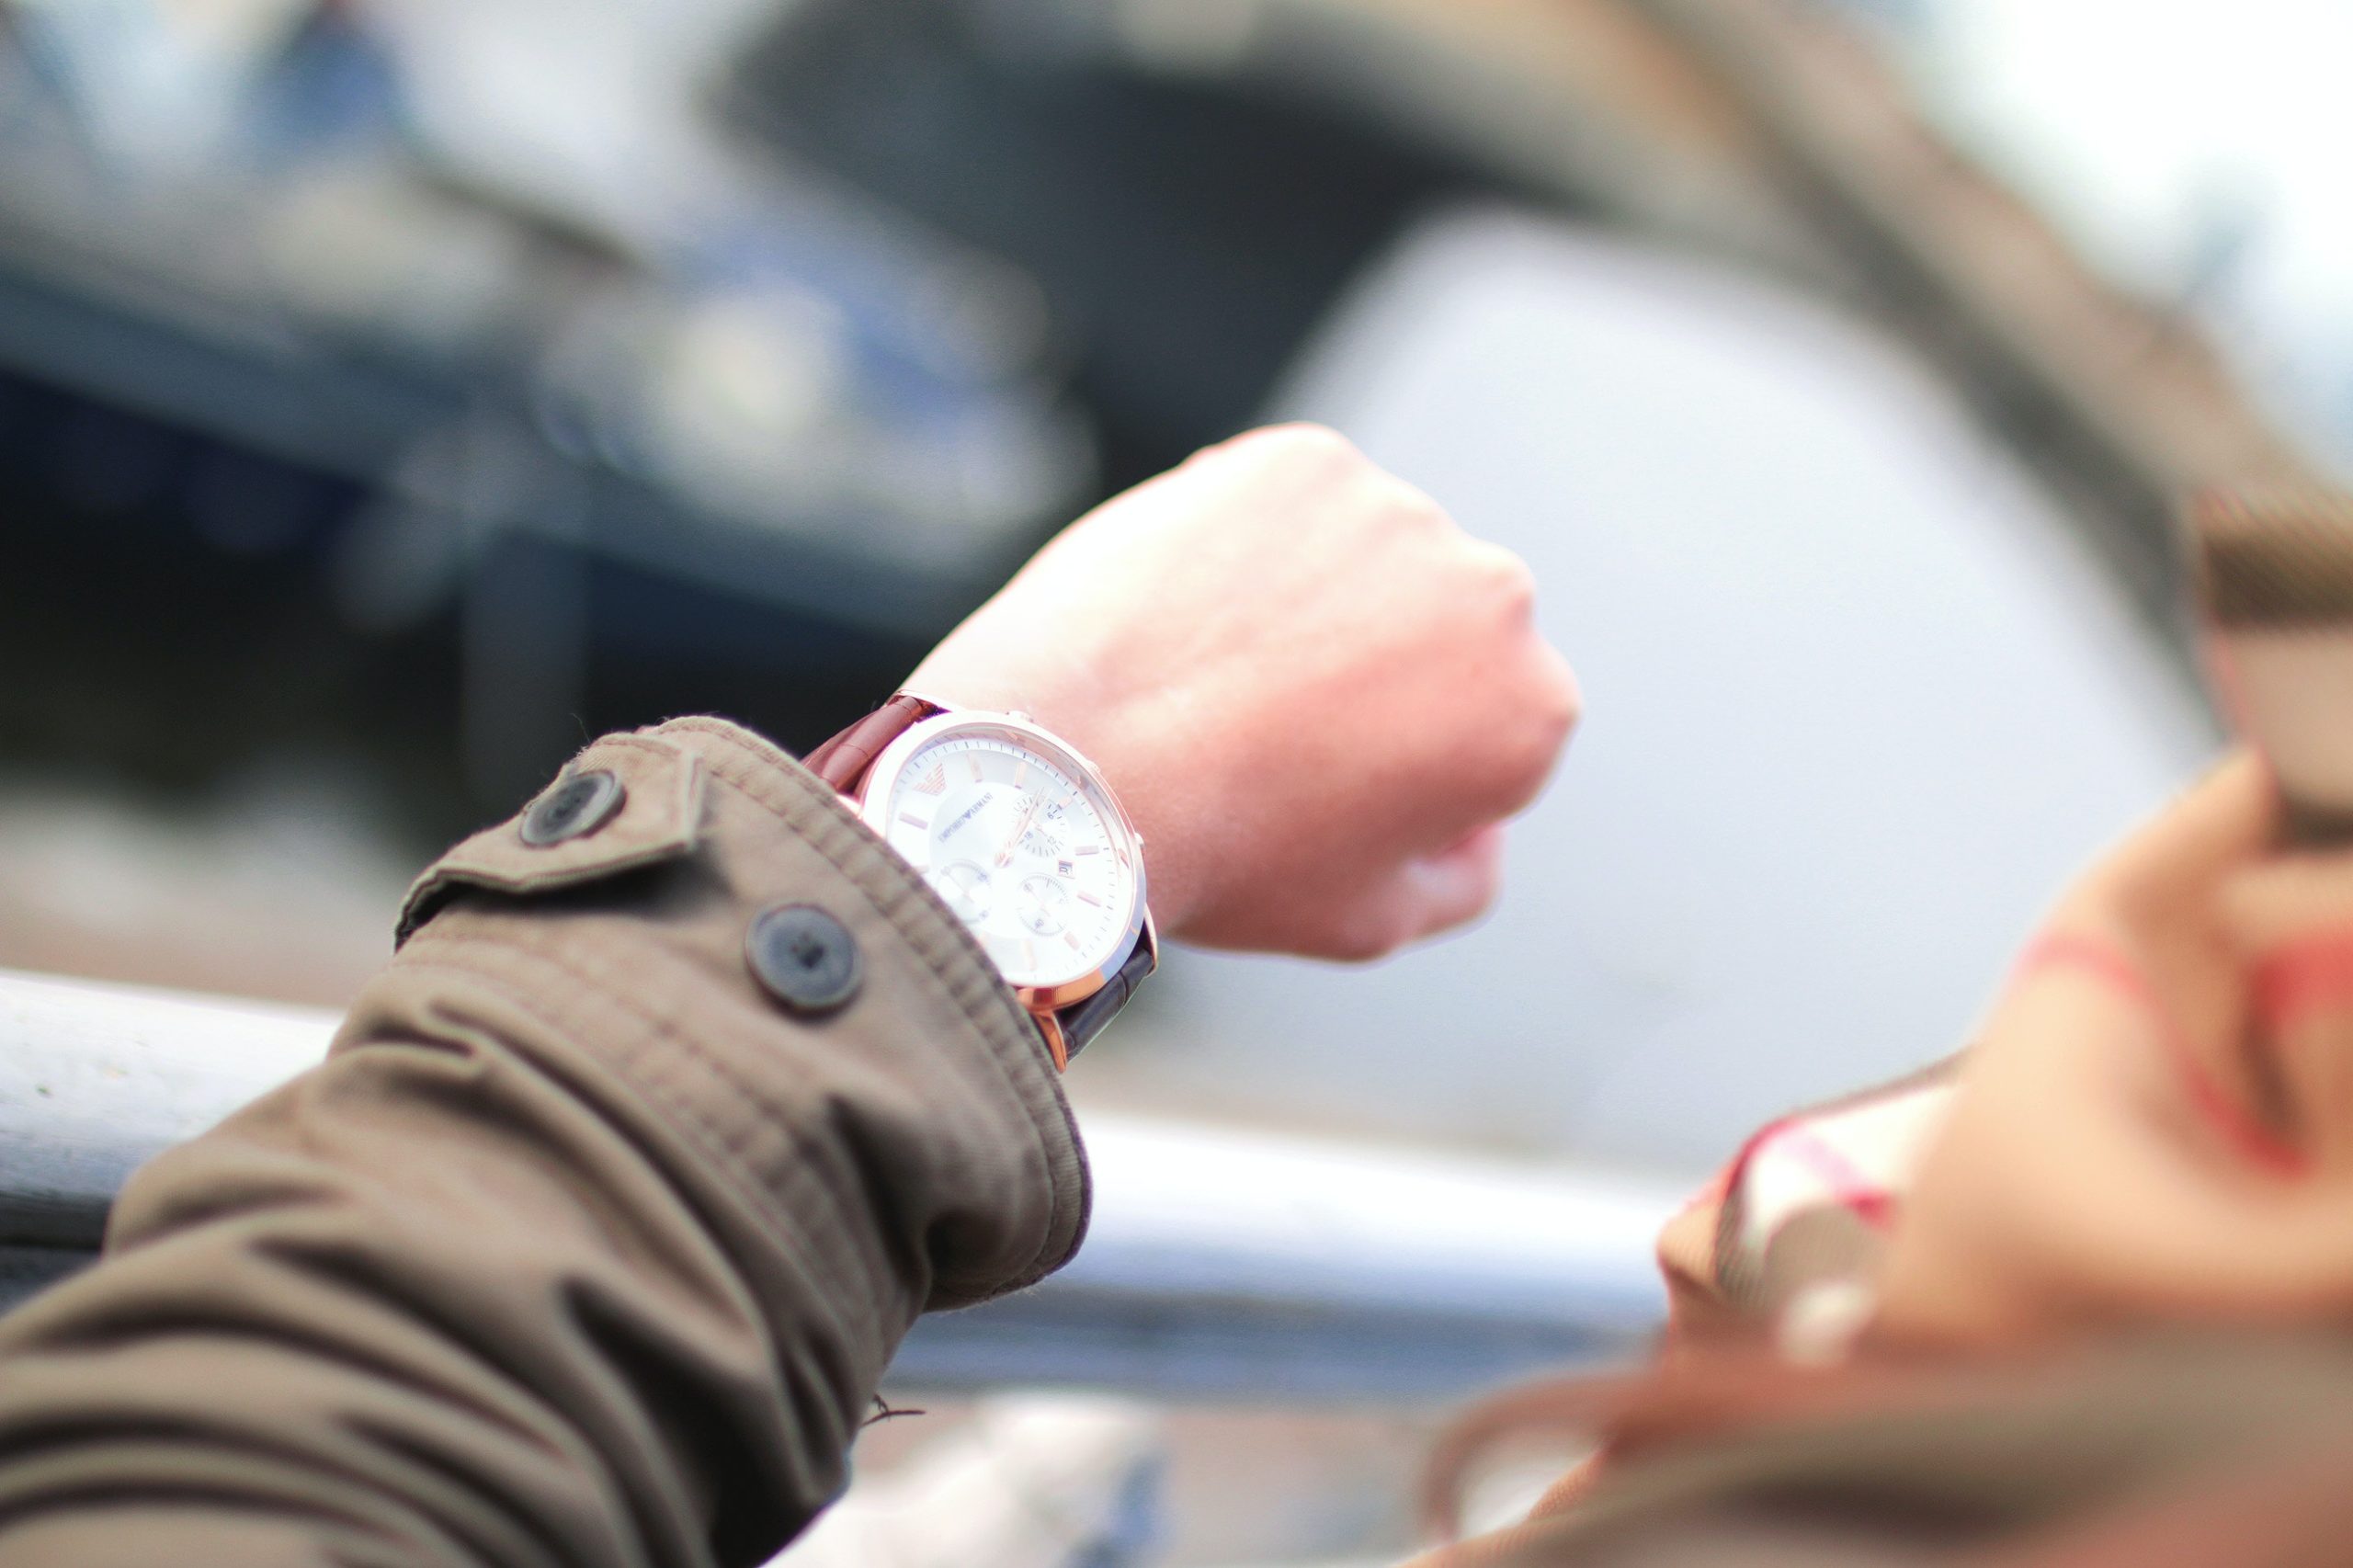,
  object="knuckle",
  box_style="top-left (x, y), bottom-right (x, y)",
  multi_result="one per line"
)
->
top-left (1473, 545), bottom-right (1539, 618)
top-left (1431, 887), bottom-right (1495, 940)
top-left (1272, 420), bottom-right (1358, 457)
top-left (1379, 477), bottom-right (1450, 537)
top-left (1242, 421), bottom-right (1361, 472)
top-left (1328, 902), bottom-right (1412, 963)
top-left (1537, 648), bottom-right (1584, 739)
top-left (1485, 751), bottom-right (1551, 818)
top-left (1485, 656), bottom-right (1579, 811)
